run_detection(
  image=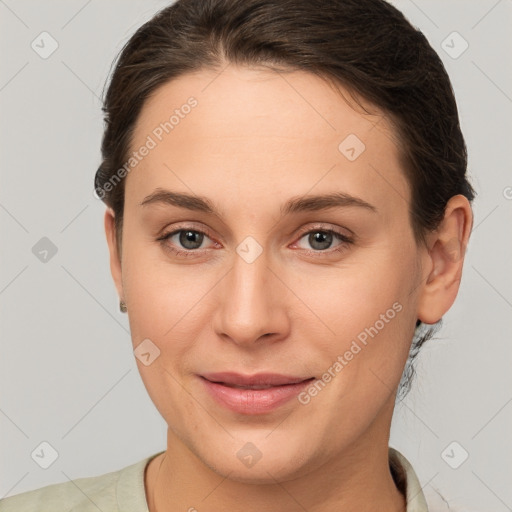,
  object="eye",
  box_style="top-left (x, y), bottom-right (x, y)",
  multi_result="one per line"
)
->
top-left (294, 227), bottom-right (353, 254)
top-left (173, 230), bottom-right (207, 250)
top-left (157, 224), bottom-right (353, 259)
top-left (157, 227), bottom-right (217, 257)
